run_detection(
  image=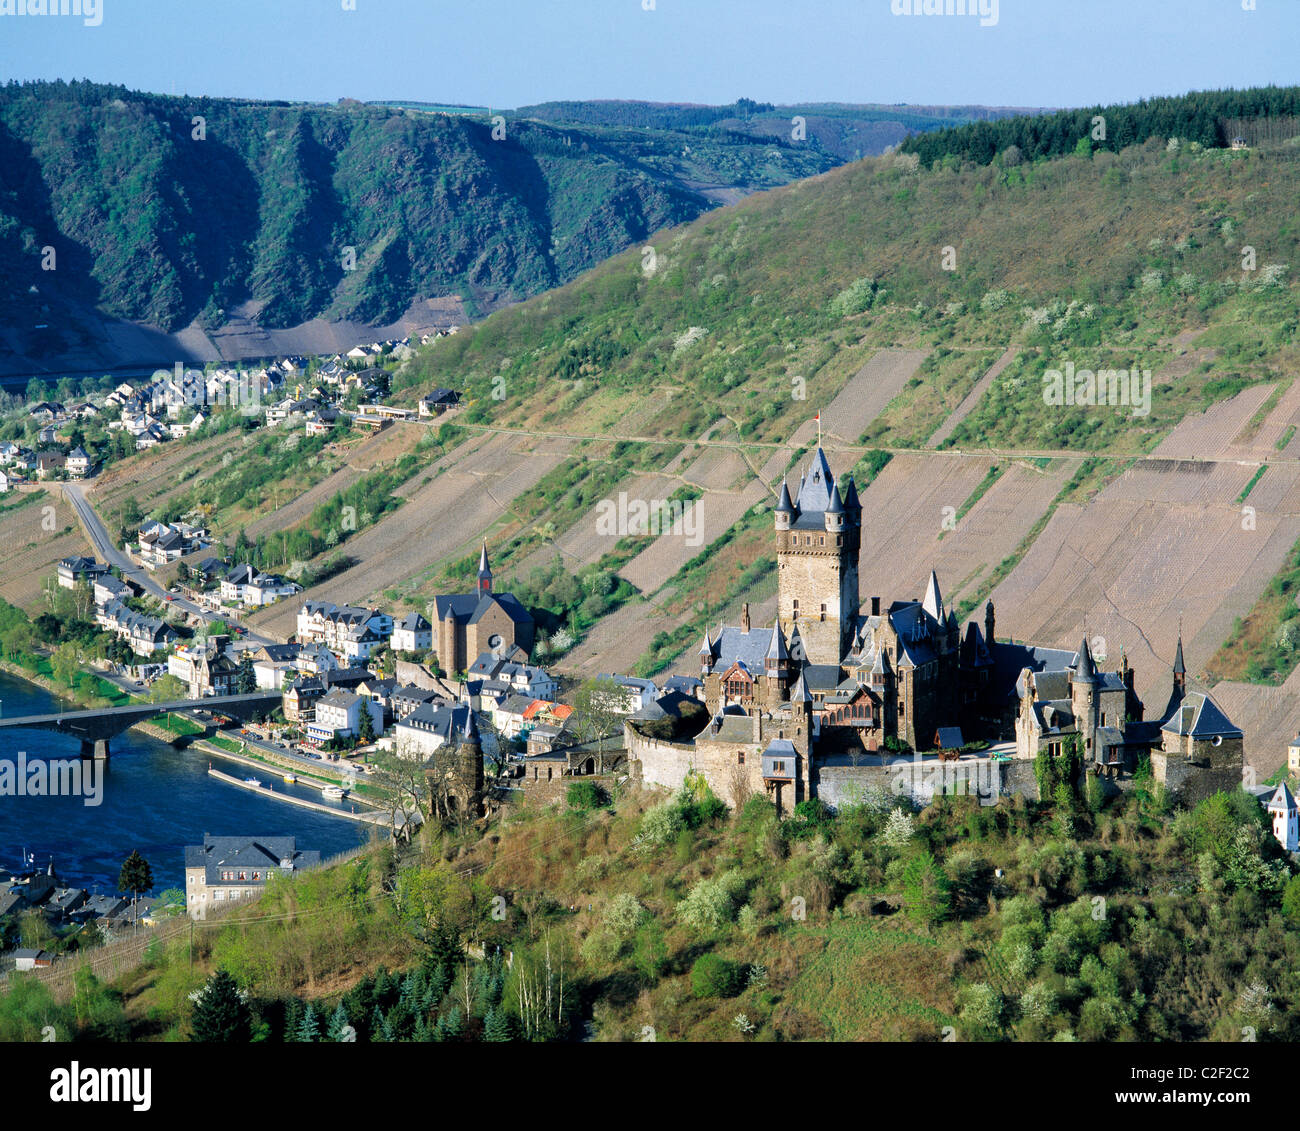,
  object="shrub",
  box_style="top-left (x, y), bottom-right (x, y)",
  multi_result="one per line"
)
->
top-left (567, 780), bottom-right (608, 812)
top-left (676, 870), bottom-right (747, 932)
top-left (690, 953), bottom-right (745, 999)
top-left (639, 798), bottom-right (686, 848)
top-left (602, 893), bottom-right (647, 940)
